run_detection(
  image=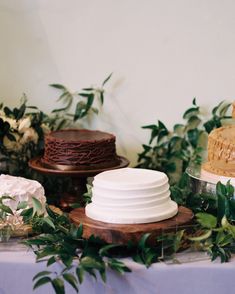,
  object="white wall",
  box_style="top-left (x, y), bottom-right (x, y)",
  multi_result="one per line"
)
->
top-left (1, 0), bottom-right (235, 165)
